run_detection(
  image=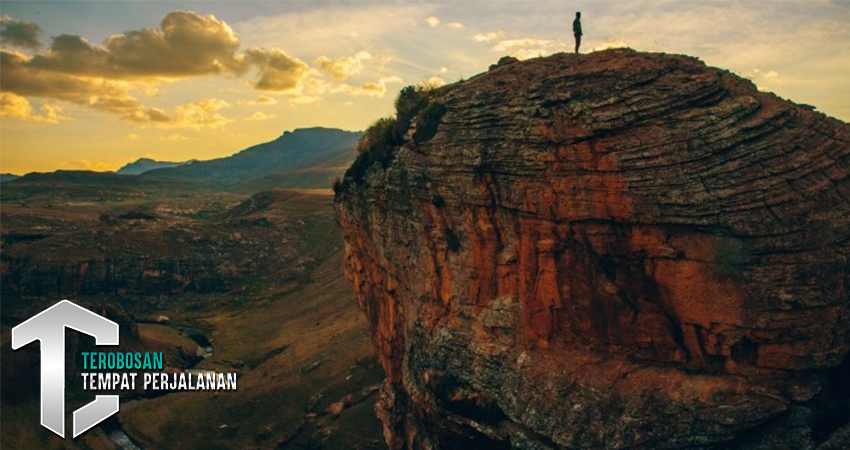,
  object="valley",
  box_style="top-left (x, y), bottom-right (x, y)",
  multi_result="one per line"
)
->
top-left (1, 128), bottom-right (384, 449)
